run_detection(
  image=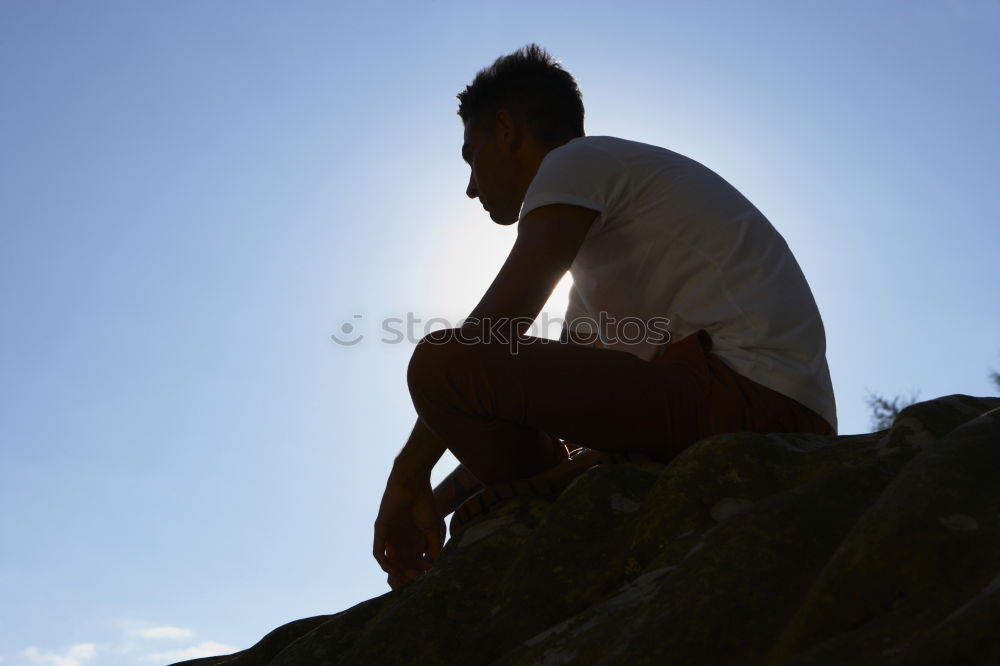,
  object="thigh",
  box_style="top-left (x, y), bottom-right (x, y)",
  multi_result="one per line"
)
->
top-left (420, 329), bottom-right (711, 460)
